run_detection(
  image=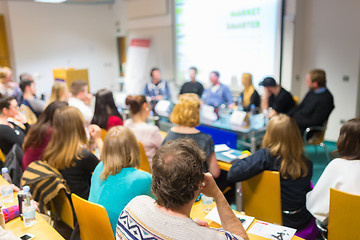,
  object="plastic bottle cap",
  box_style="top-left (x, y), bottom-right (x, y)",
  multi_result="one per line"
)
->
top-left (23, 186), bottom-right (30, 192)
top-left (1, 167), bottom-right (8, 173)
